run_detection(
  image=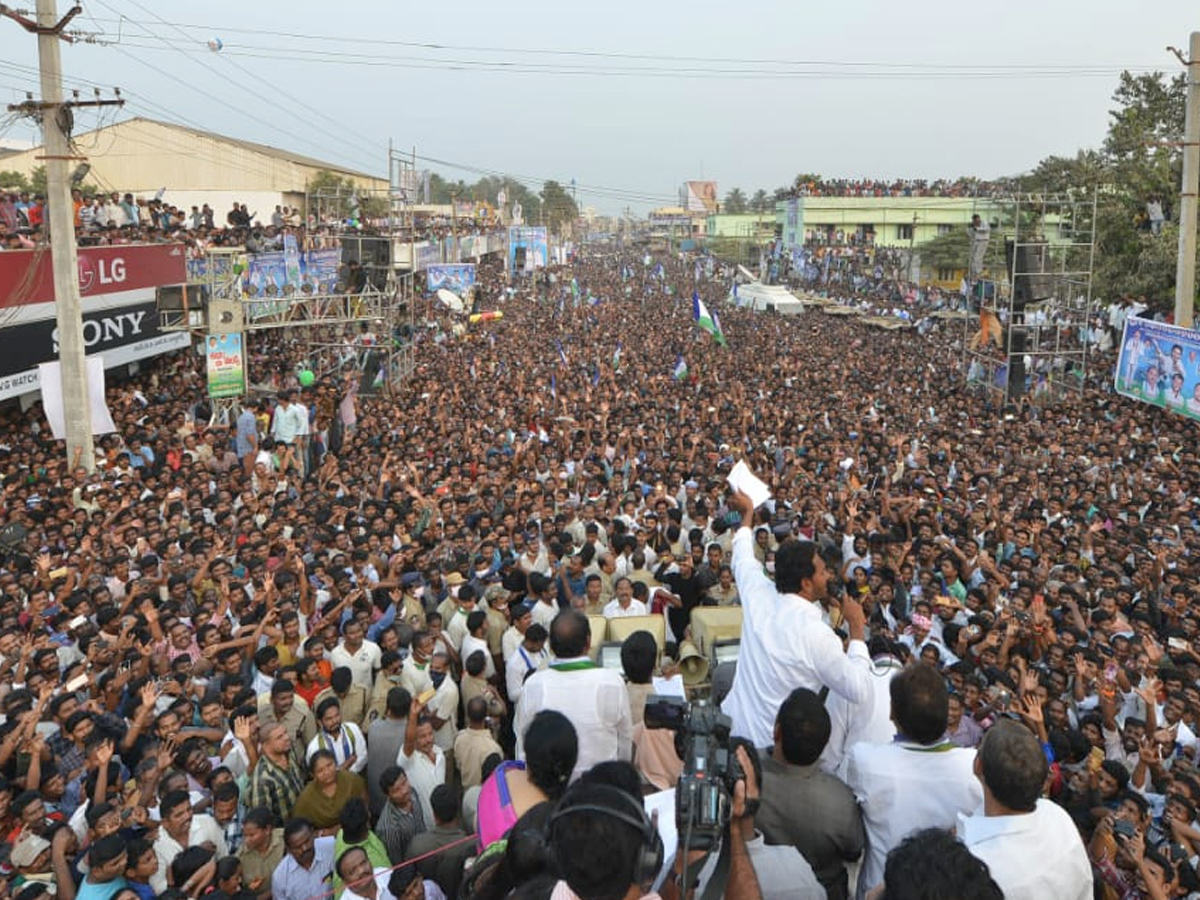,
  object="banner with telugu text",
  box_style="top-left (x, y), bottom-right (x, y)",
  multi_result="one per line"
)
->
top-left (206, 332), bottom-right (246, 398)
